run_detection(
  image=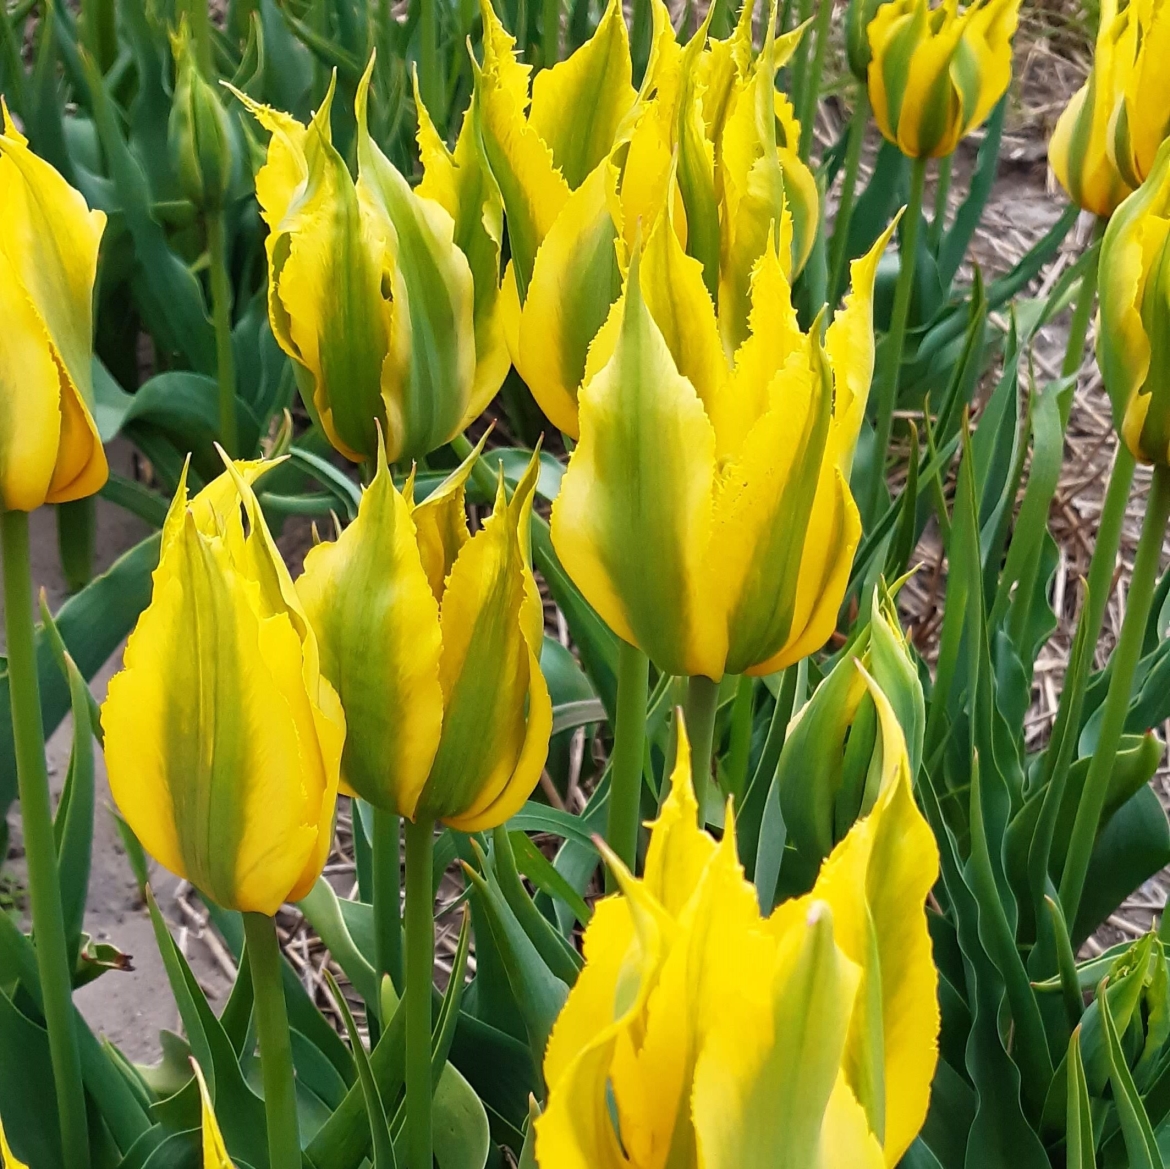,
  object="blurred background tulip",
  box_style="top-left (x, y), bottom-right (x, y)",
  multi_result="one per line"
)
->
top-left (298, 439), bottom-right (552, 831)
top-left (0, 104), bottom-right (107, 514)
top-left (867, 0), bottom-right (1021, 159)
top-left (103, 456), bottom-right (345, 916)
top-left (1108, 0), bottom-right (1170, 189)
